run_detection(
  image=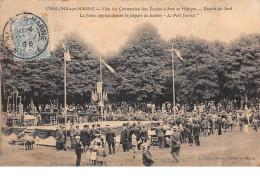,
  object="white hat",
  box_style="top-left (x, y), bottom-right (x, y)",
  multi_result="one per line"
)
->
top-left (75, 136), bottom-right (80, 140)
top-left (172, 126), bottom-right (178, 131)
top-left (141, 143), bottom-right (150, 150)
